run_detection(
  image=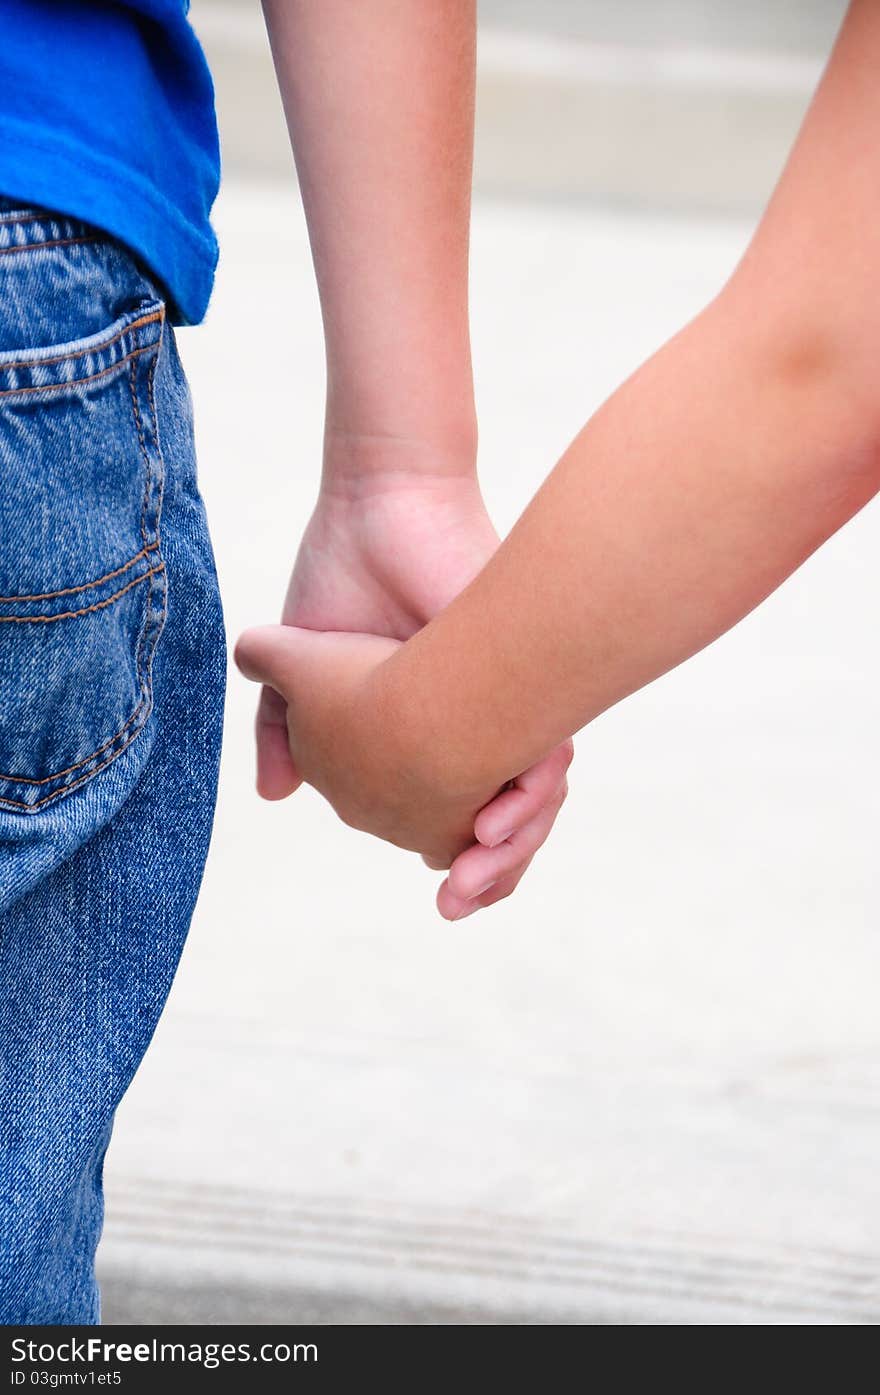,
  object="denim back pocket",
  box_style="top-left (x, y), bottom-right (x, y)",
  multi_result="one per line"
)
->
top-left (0, 300), bottom-right (168, 813)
